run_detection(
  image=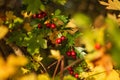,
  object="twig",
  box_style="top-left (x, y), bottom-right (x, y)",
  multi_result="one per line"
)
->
top-left (60, 56), bottom-right (64, 80)
top-left (63, 59), bottom-right (81, 71)
top-left (47, 61), bottom-right (58, 69)
top-left (52, 59), bottom-right (61, 80)
top-left (8, 43), bottom-right (23, 56)
top-left (38, 61), bottom-right (48, 73)
top-left (31, 57), bottom-right (48, 74)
